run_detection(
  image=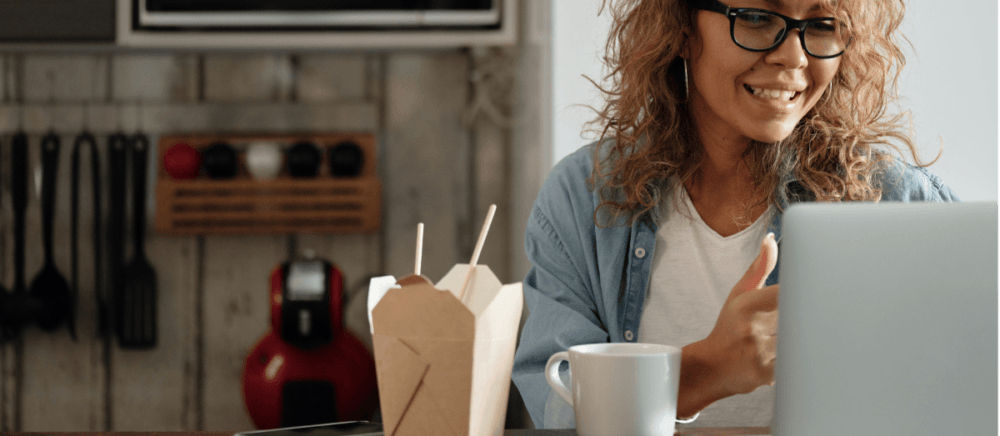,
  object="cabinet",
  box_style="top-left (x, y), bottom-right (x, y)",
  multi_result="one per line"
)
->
top-left (0, 0), bottom-right (115, 43)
